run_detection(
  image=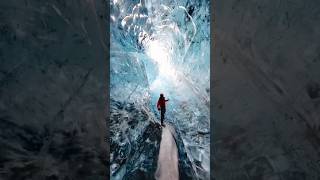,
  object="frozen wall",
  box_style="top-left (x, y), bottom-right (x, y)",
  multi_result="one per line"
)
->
top-left (0, 1), bottom-right (108, 179)
top-left (213, 0), bottom-right (320, 179)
